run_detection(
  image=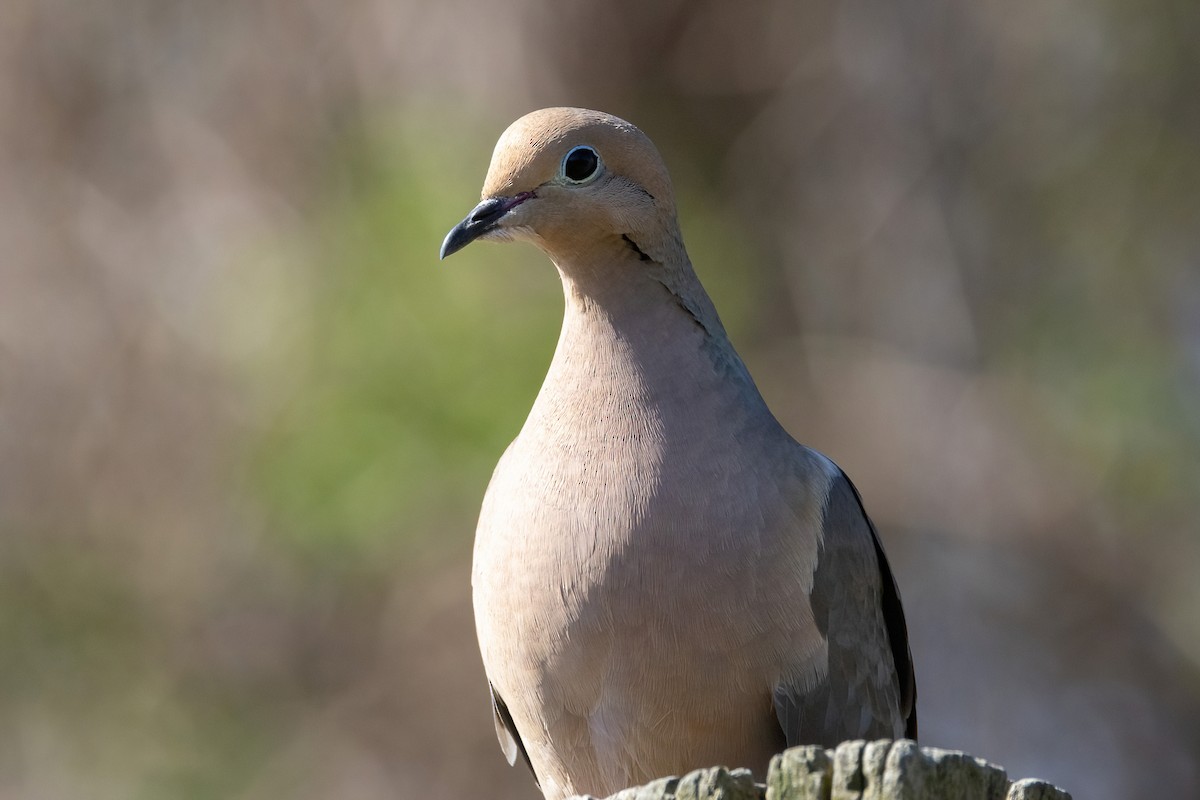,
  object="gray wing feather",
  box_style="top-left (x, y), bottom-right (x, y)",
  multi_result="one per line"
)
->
top-left (773, 467), bottom-right (917, 745)
top-left (489, 682), bottom-right (539, 783)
